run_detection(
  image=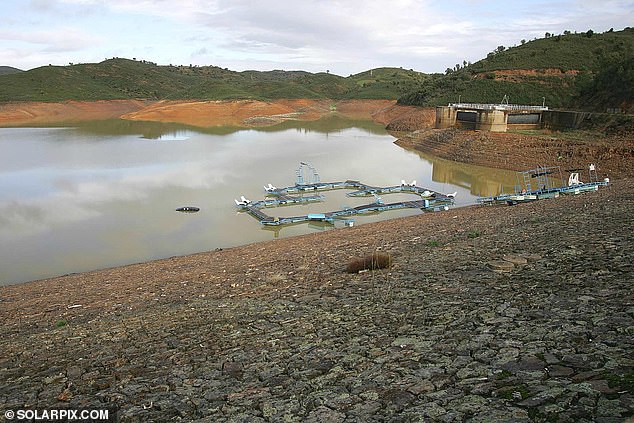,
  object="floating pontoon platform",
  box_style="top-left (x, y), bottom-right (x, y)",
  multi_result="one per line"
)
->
top-left (235, 164), bottom-right (455, 226)
top-left (478, 165), bottom-right (609, 206)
